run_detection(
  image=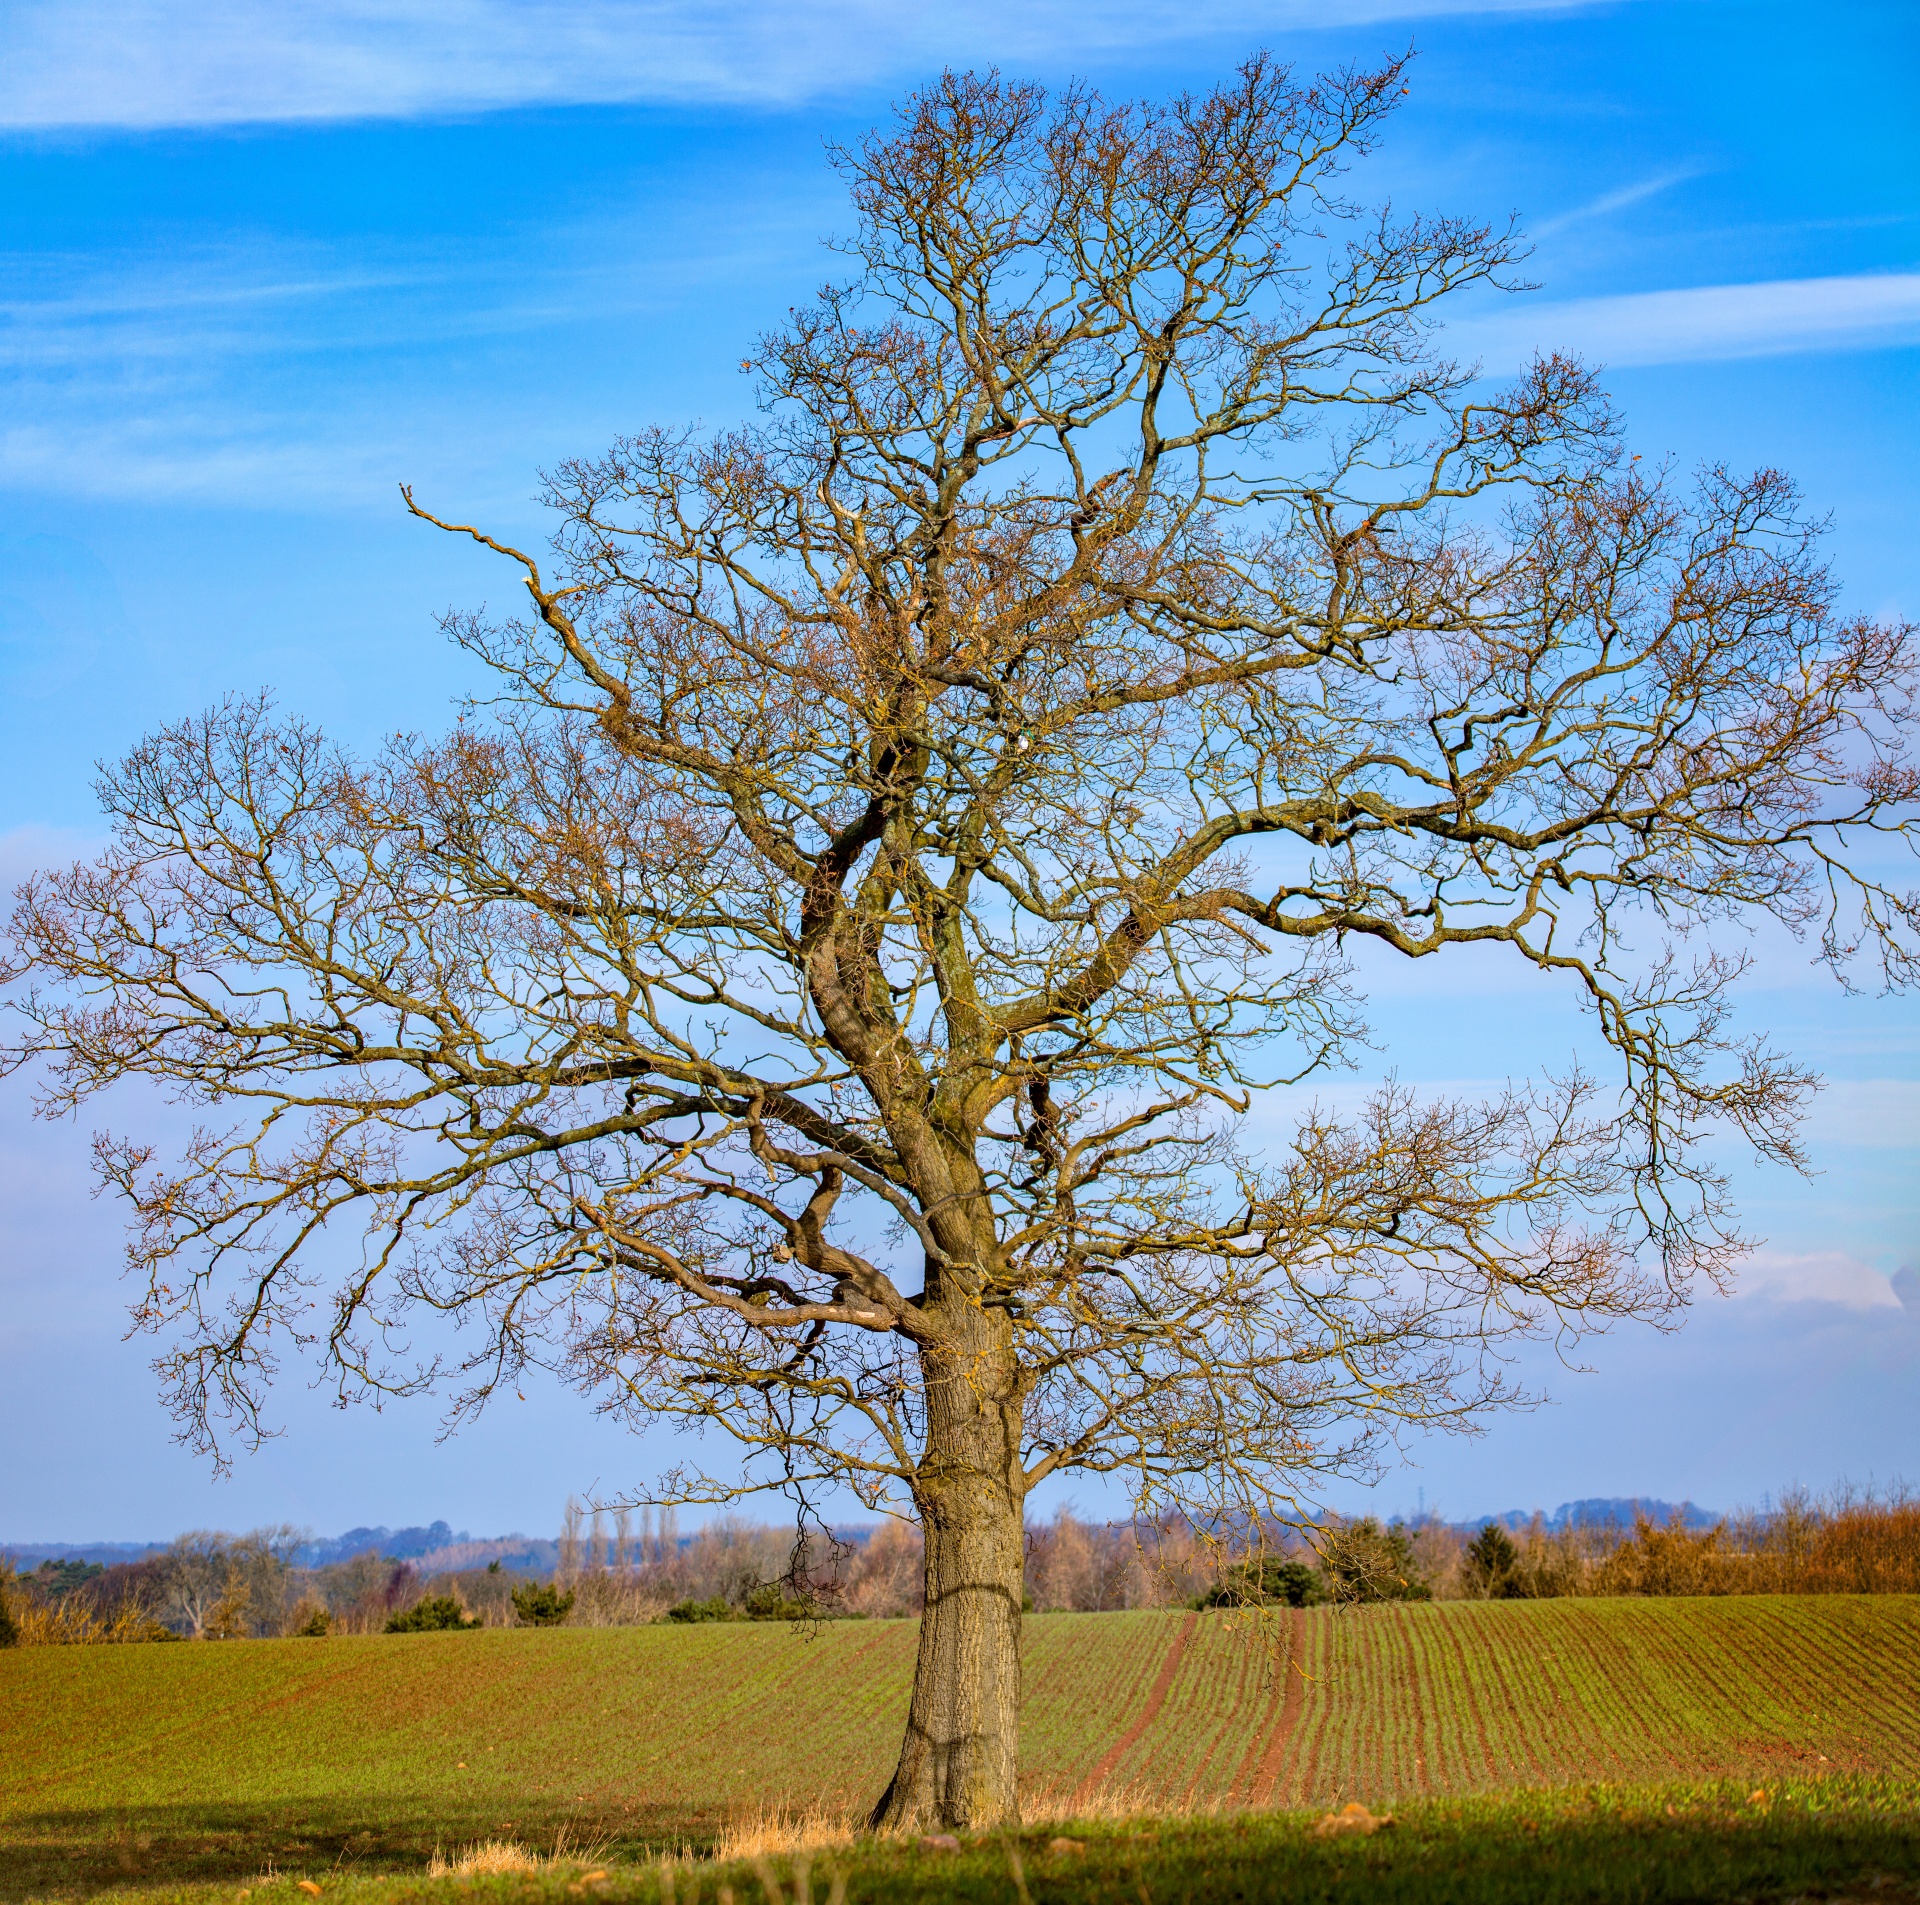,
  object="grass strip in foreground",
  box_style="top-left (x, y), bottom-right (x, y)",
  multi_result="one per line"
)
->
top-left (15, 1778), bottom-right (1920, 1905)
